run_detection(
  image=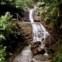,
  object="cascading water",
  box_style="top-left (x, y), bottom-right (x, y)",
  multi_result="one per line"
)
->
top-left (29, 4), bottom-right (50, 55)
